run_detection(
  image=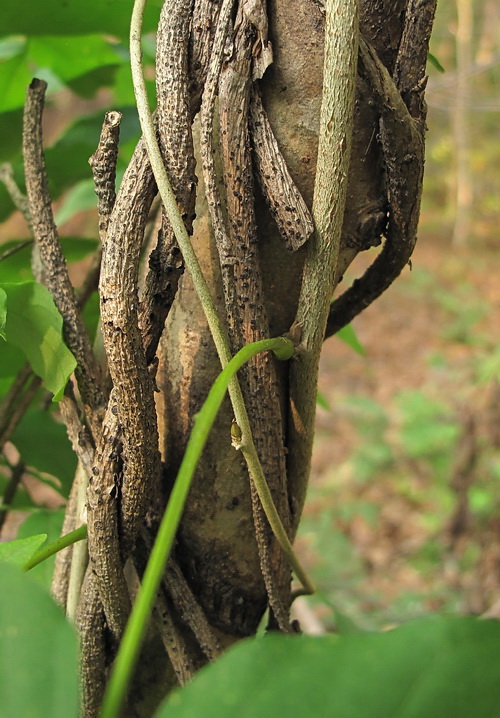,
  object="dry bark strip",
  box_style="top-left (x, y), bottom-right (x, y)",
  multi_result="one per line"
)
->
top-left (163, 556), bottom-right (222, 662)
top-left (89, 110), bottom-right (122, 244)
top-left (216, 1), bottom-right (294, 631)
top-left (133, 537), bottom-right (197, 685)
top-left (86, 395), bottom-right (132, 640)
top-left (249, 87), bottom-right (313, 251)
